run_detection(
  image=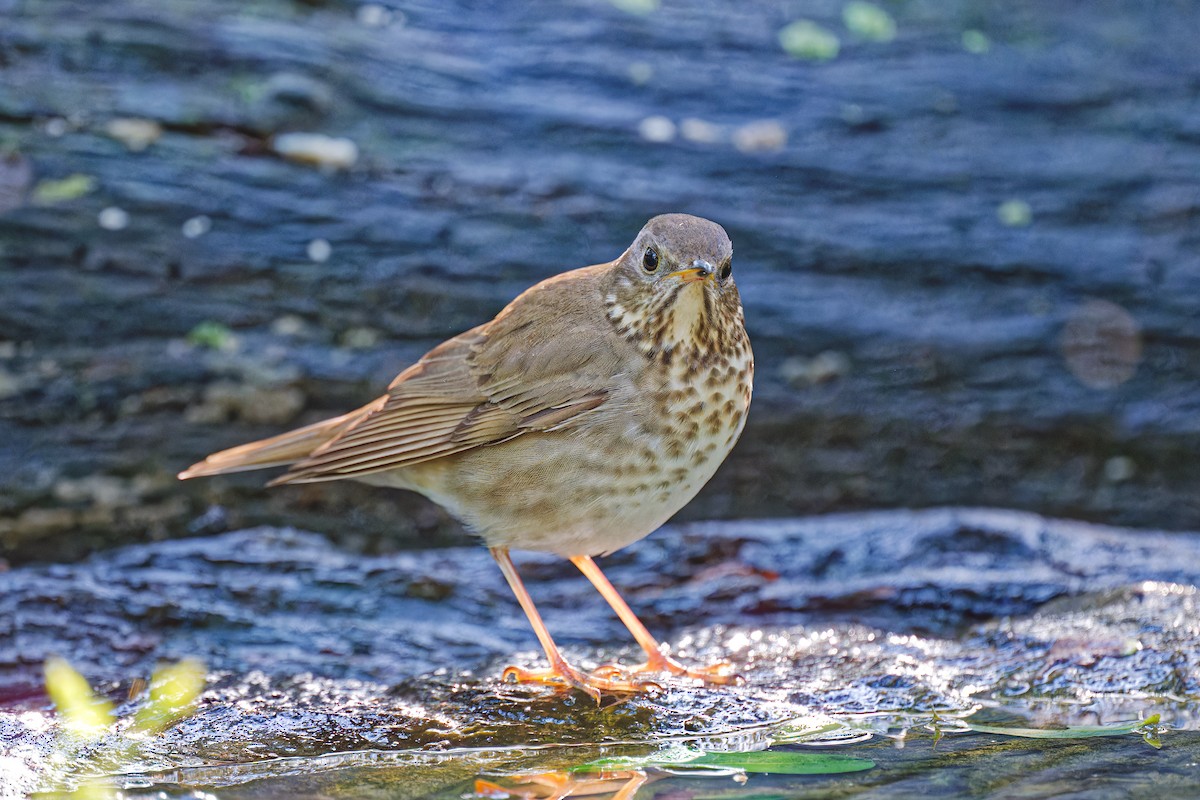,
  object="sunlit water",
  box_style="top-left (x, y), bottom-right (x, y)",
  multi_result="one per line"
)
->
top-left (8, 585), bottom-right (1192, 798)
top-left (6, 514), bottom-right (1200, 798)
